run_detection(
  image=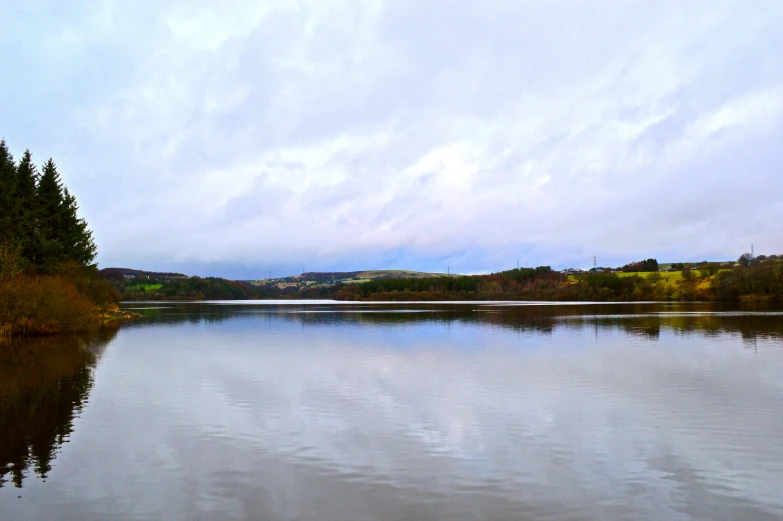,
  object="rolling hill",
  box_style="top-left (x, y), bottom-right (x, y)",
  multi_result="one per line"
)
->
top-left (250, 270), bottom-right (455, 291)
